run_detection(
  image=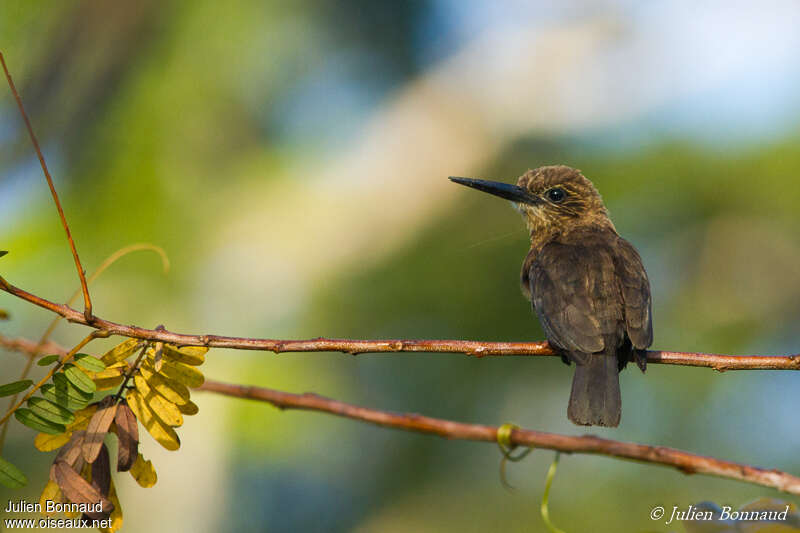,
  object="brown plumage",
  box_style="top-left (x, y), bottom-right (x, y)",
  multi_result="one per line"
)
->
top-left (450, 166), bottom-right (652, 427)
